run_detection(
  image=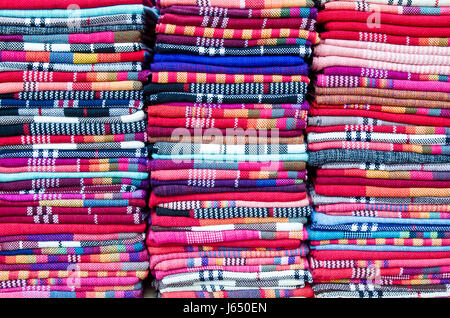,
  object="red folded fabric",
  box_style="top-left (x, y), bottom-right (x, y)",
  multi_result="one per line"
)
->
top-left (324, 21), bottom-right (450, 37)
top-left (160, 14), bottom-right (314, 29)
top-left (149, 192), bottom-right (308, 207)
top-left (313, 184), bottom-right (450, 198)
top-left (307, 125), bottom-right (446, 134)
top-left (310, 106), bottom-right (450, 126)
top-left (318, 10), bottom-right (450, 26)
top-left (151, 213), bottom-right (293, 227)
top-left (0, 224), bottom-right (146, 236)
top-left (0, 0), bottom-right (144, 9)
top-left (321, 30), bottom-right (450, 46)
top-left (315, 177), bottom-right (450, 188)
top-left (160, 286), bottom-right (314, 298)
top-left (146, 238), bottom-right (301, 249)
top-left (310, 250), bottom-right (450, 260)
